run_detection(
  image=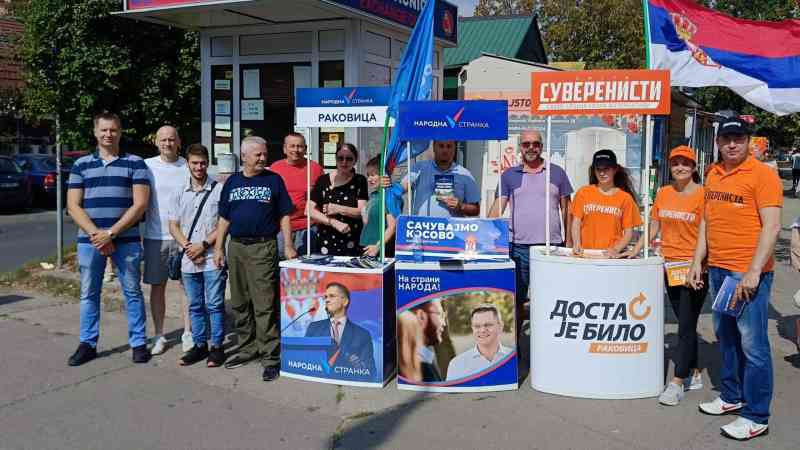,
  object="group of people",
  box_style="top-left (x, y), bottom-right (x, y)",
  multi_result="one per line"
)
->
top-left (66, 110), bottom-right (782, 441)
